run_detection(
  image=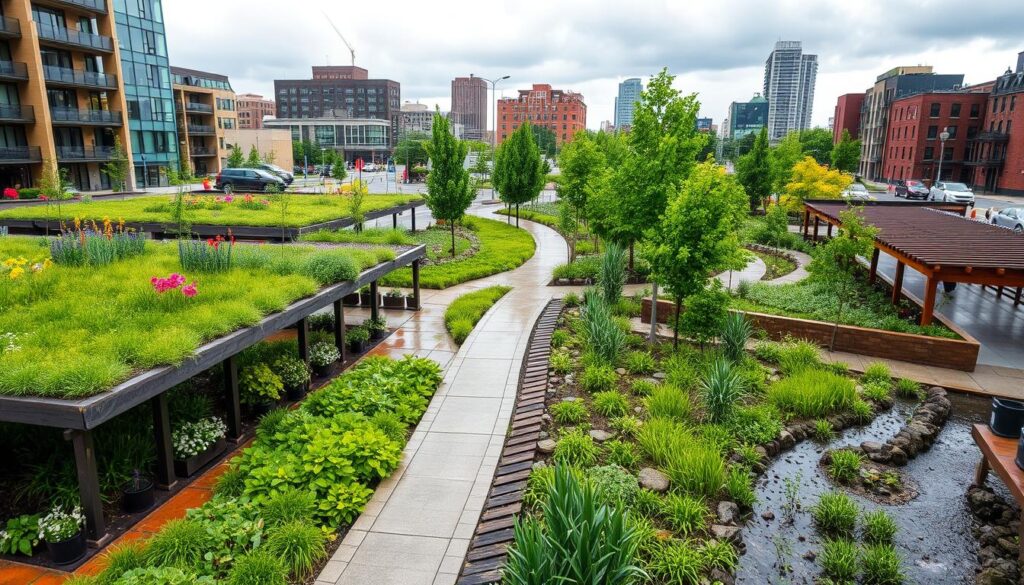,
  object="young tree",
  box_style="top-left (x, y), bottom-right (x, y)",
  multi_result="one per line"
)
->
top-left (831, 129), bottom-right (861, 174)
top-left (348, 180), bottom-right (366, 232)
top-left (782, 156), bottom-right (853, 211)
top-left (164, 155), bottom-right (196, 237)
top-left (645, 161), bottom-right (747, 346)
top-left (531, 125), bottom-right (557, 158)
top-left (798, 128), bottom-right (835, 165)
top-left (38, 160), bottom-right (71, 235)
top-left (557, 132), bottom-right (606, 260)
top-left (678, 282), bottom-right (731, 348)
top-left (493, 121), bottom-right (544, 228)
top-left (245, 145), bottom-right (261, 168)
top-left (769, 131), bottom-right (804, 195)
top-left (423, 112), bottom-right (474, 256)
top-left (736, 127), bottom-right (771, 211)
top-left (263, 150), bottom-right (277, 165)
top-left (102, 135), bottom-right (130, 193)
top-left (331, 161), bottom-right (347, 183)
top-left (394, 131), bottom-right (430, 166)
top-left (592, 129), bottom-right (629, 168)
top-left (227, 145), bottom-right (244, 168)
